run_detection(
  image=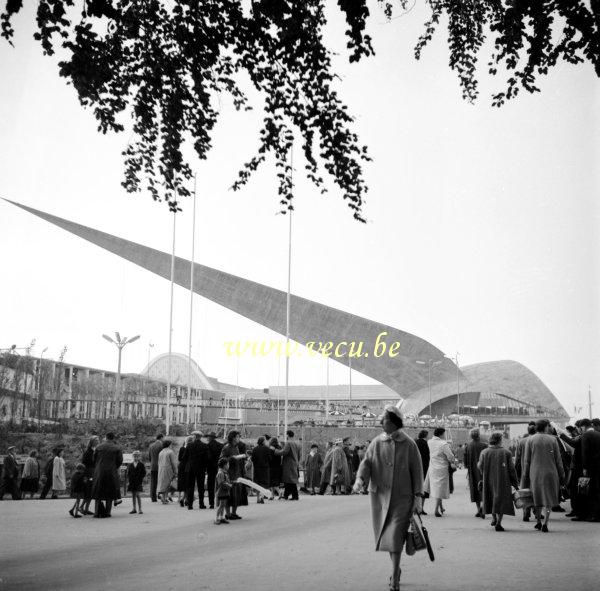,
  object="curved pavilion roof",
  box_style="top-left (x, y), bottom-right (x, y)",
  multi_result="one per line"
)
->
top-left (141, 353), bottom-right (215, 390)
top-left (399, 360), bottom-right (568, 418)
